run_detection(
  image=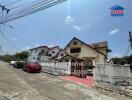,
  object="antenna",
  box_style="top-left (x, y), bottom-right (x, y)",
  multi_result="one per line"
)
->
top-left (129, 32), bottom-right (132, 49)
